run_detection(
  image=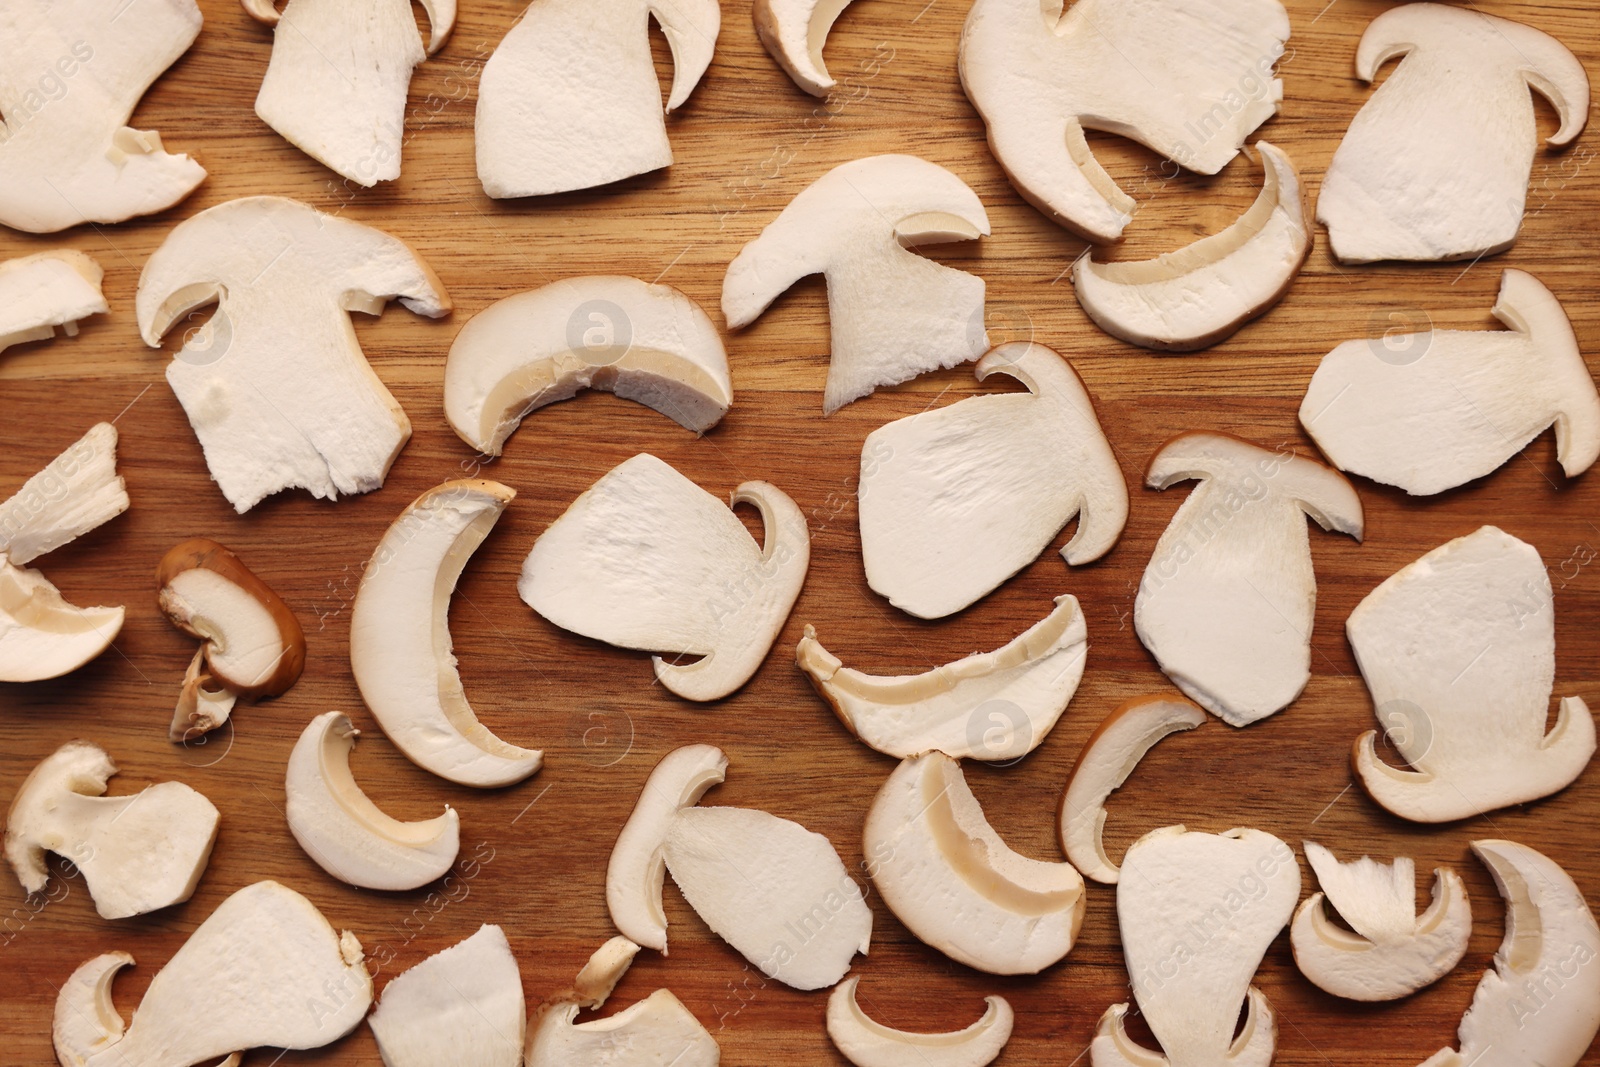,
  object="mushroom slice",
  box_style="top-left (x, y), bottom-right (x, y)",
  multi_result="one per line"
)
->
top-left (351, 480), bottom-right (542, 788)
top-left (1299, 270), bottom-right (1600, 496)
top-left (753, 0), bottom-right (857, 97)
top-left (1072, 142), bottom-right (1309, 352)
top-left (476, 0), bottom-right (720, 198)
top-left (0, 561), bottom-right (126, 683)
top-left (0, 251), bottom-right (108, 354)
top-left (1318, 4), bottom-right (1589, 263)
top-left (663, 806), bottom-right (872, 990)
top-left (368, 925), bottom-right (523, 1067)
top-left (520, 454), bottom-right (809, 702)
top-left (526, 936), bottom-right (719, 1067)
top-left (1347, 526), bottom-right (1596, 823)
top-left (5, 740), bottom-right (218, 920)
top-left (444, 276), bottom-right (733, 456)
top-left (1290, 842), bottom-right (1471, 1002)
top-left (1092, 826), bottom-right (1299, 1067)
top-left (1136, 433), bottom-right (1363, 727)
top-left (607, 744), bottom-right (728, 952)
top-left (959, 0), bottom-right (1290, 243)
top-left (864, 752), bottom-right (1085, 975)
top-left (857, 342), bottom-right (1126, 619)
top-left (0, 0), bottom-right (206, 233)
top-left (797, 595), bottom-right (1088, 761)
top-left (1059, 695), bottom-right (1206, 884)
top-left (826, 975), bottom-right (1014, 1067)
top-left (722, 155), bottom-right (991, 414)
top-left (53, 880), bottom-right (372, 1067)
top-left (136, 195), bottom-right (451, 513)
